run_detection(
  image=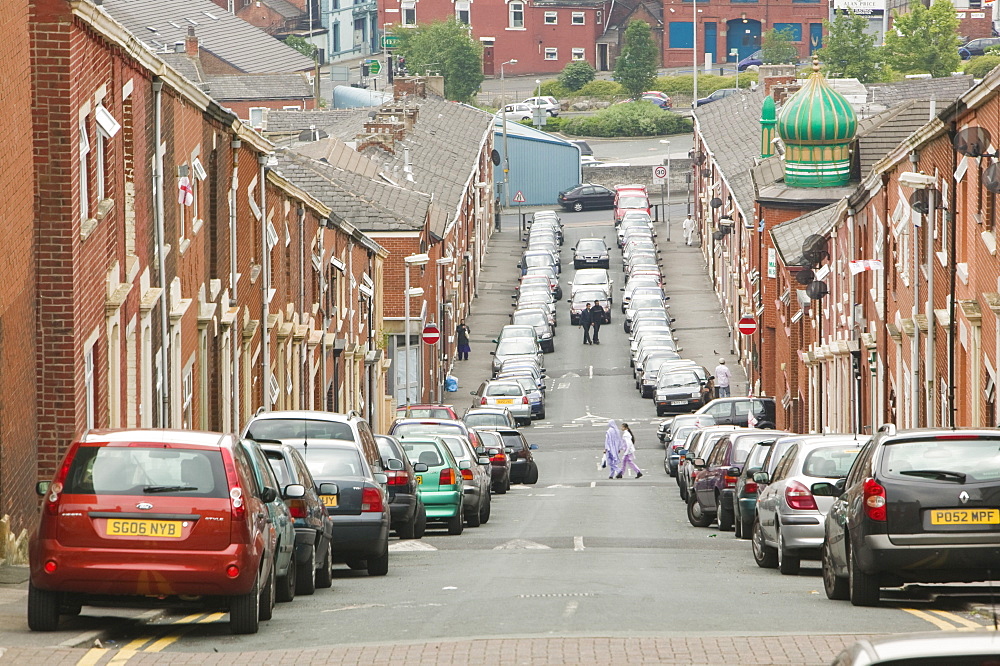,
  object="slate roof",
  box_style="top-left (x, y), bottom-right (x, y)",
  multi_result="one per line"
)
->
top-left (264, 0), bottom-right (303, 19)
top-left (263, 109), bottom-right (367, 140)
top-left (855, 99), bottom-right (936, 178)
top-left (273, 150), bottom-right (431, 232)
top-left (160, 52), bottom-right (203, 82)
top-left (866, 75), bottom-right (974, 107)
top-left (101, 0), bottom-right (315, 73)
top-left (770, 203), bottom-right (841, 266)
top-left (693, 87), bottom-right (766, 218)
top-left (203, 73), bottom-right (313, 101)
